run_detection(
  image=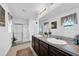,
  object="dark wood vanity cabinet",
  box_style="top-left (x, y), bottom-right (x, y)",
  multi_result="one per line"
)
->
top-left (32, 36), bottom-right (34, 49)
top-left (32, 36), bottom-right (72, 56)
